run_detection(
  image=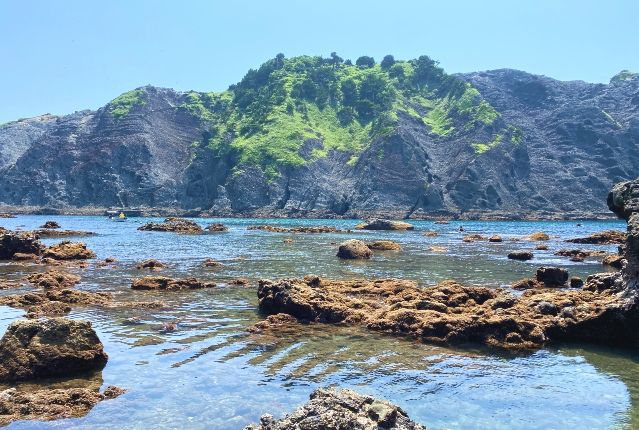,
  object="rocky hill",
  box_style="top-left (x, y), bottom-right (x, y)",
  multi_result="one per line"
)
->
top-left (0, 55), bottom-right (637, 218)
